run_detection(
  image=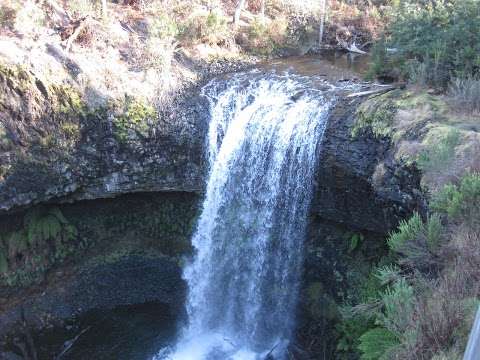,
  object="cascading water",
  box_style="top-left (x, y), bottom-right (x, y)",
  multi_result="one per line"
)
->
top-left (156, 70), bottom-right (337, 360)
